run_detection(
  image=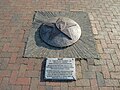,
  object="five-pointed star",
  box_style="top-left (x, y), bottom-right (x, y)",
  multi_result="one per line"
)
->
top-left (44, 18), bottom-right (76, 40)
